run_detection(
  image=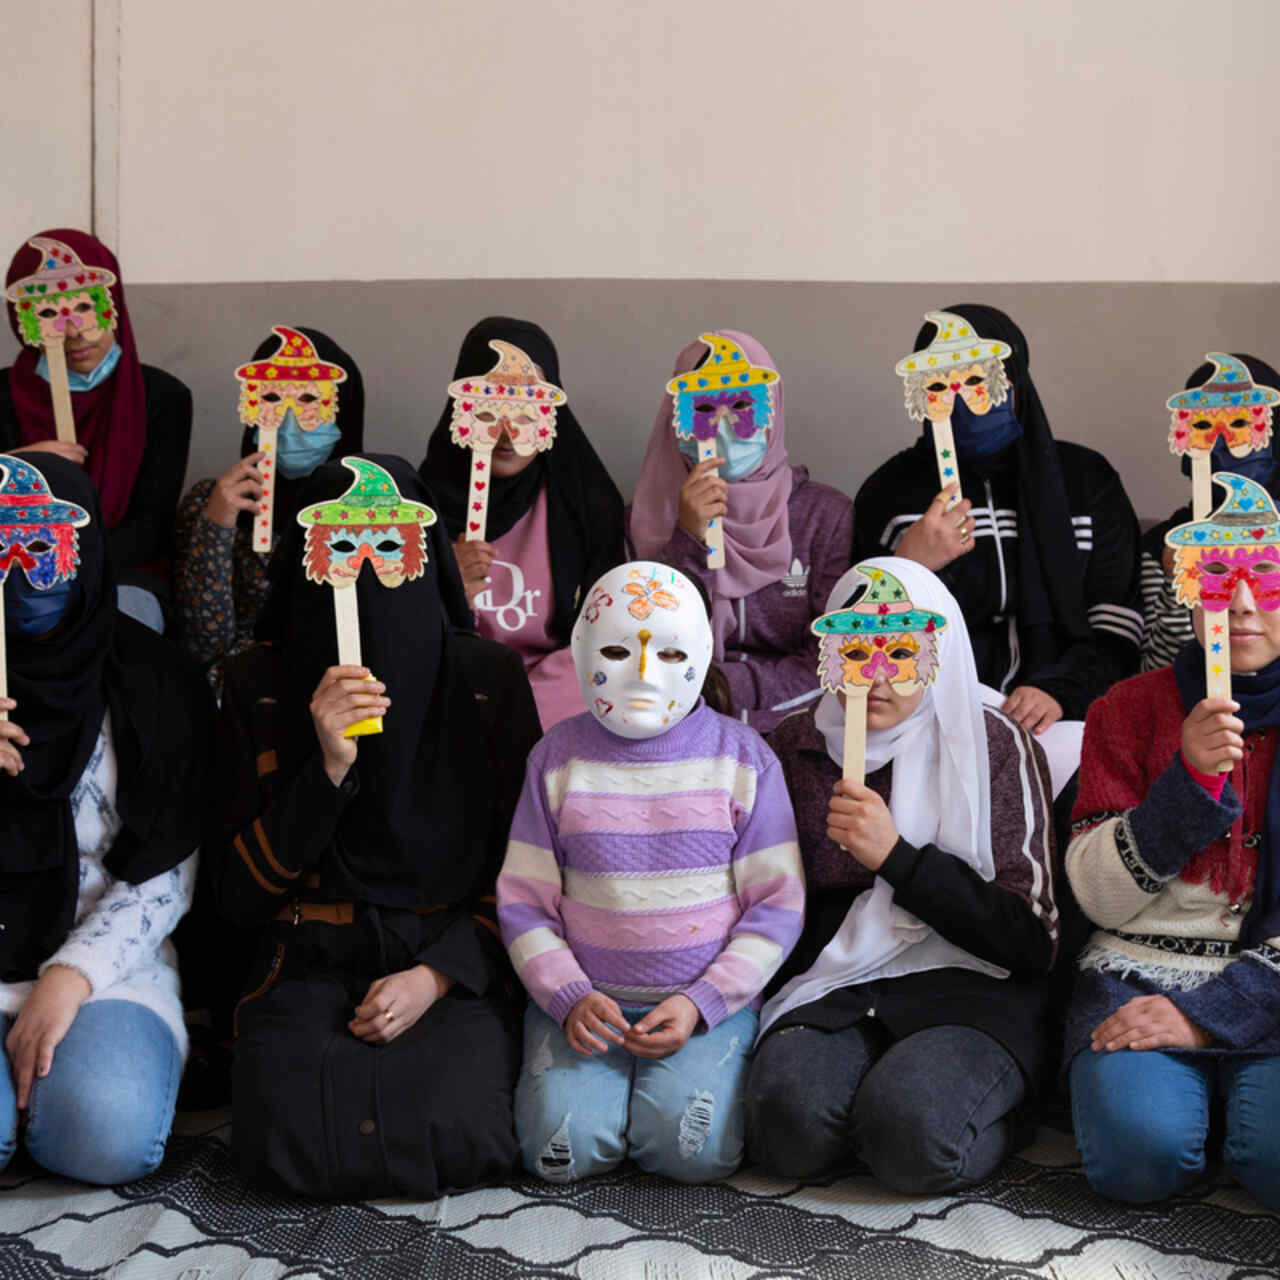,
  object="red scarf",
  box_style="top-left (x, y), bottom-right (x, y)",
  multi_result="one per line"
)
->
top-left (5, 229), bottom-right (147, 529)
